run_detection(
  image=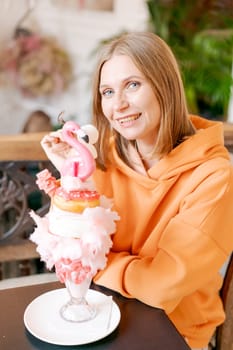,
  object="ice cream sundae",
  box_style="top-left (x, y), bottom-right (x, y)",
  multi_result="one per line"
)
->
top-left (30, 120), bottom-right (119, 321)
